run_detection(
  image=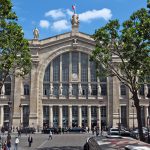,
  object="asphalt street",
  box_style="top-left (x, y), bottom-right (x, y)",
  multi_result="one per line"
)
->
top-left (0, 132), bottom-right (93, 150)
